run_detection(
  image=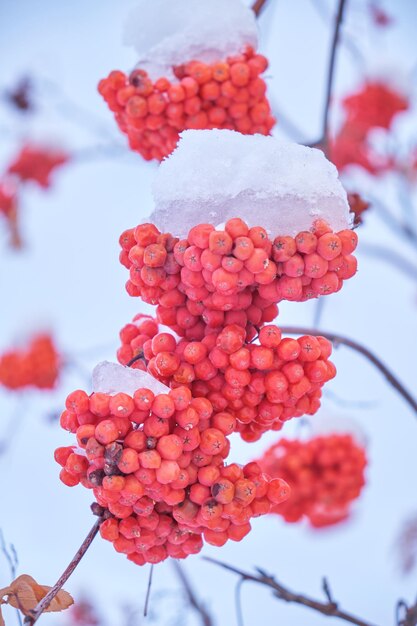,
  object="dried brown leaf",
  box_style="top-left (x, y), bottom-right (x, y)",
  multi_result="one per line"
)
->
top-left (6, 575), bottom-right (73, 615)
